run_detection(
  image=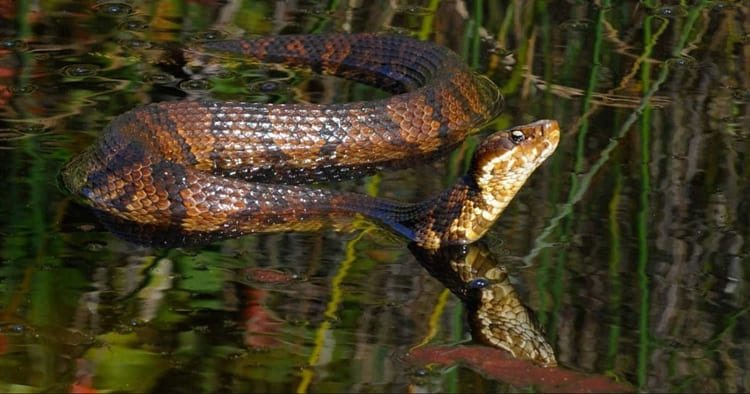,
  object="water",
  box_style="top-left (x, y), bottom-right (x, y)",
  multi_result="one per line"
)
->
top-left (1, 1), bottom-right (748, 392)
